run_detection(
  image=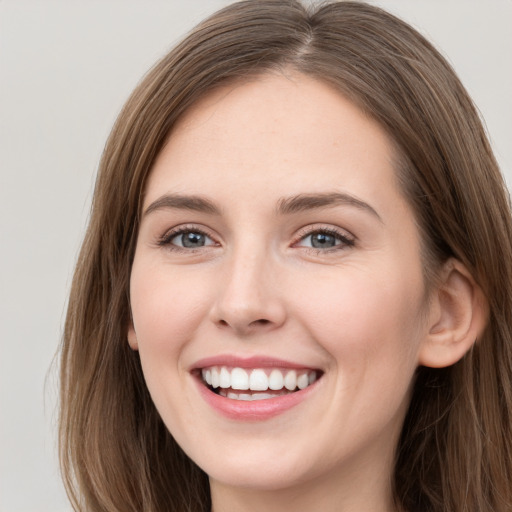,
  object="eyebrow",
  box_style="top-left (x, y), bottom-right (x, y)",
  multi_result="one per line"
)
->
top-left (144, 194), bottom-right (220, 217)
top-left (277, 192), bottom-right (382, 221)
top-left (143, 191), bottom-right (381, 222)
